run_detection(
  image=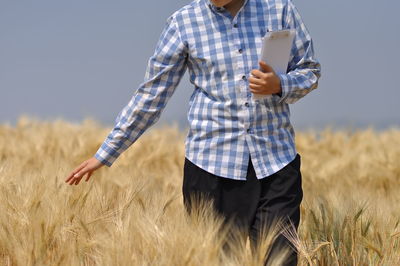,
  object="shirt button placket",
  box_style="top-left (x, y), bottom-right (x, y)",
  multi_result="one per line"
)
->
top-left (234, 23), bottom-right (245, 94)
top-left (233, 20), bottom-right (251, 135)
top-left (232, 20), bottom-right (246, 100)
